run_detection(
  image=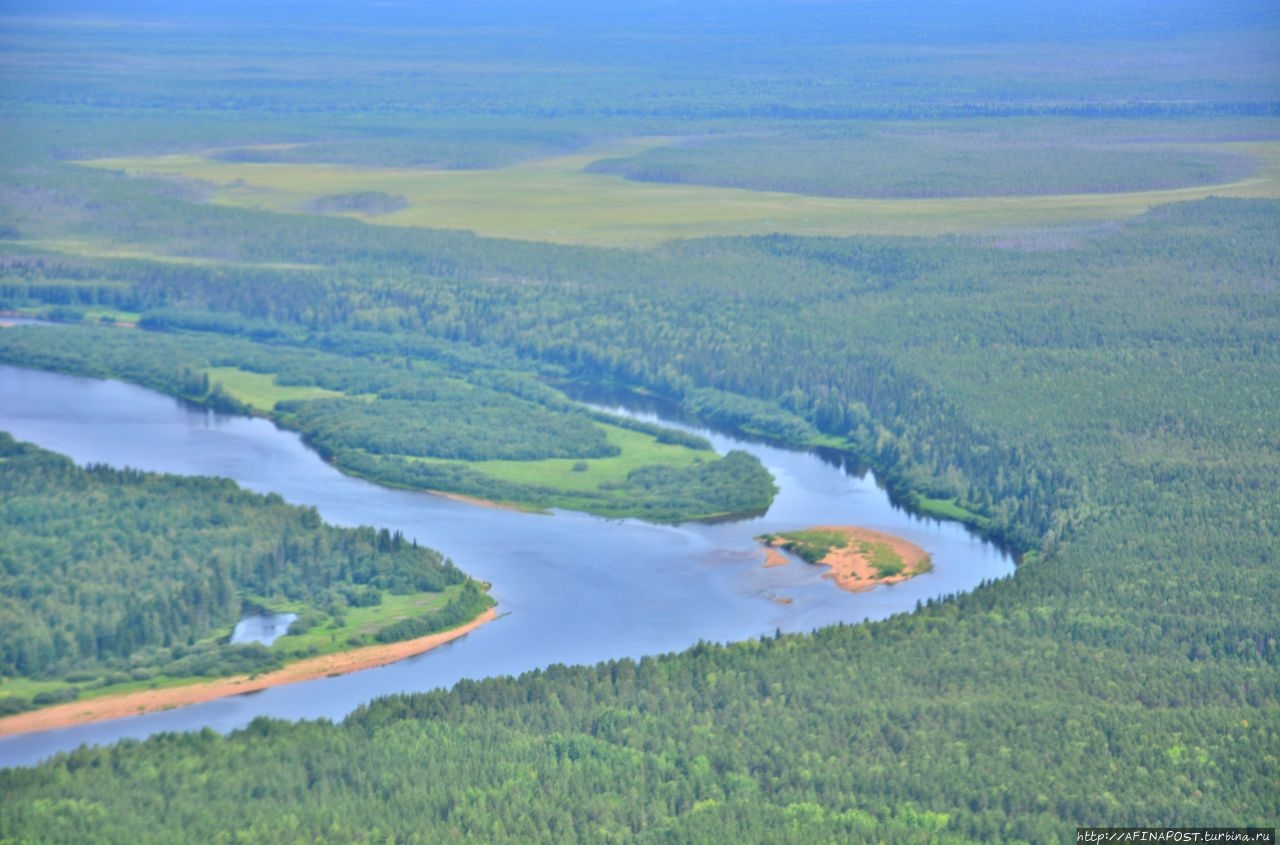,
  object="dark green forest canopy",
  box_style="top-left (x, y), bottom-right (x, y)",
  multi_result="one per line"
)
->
top-left (1, 1), bottom-right (1279, 842)
top-left (0, 432), bottom-right (490, 716)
